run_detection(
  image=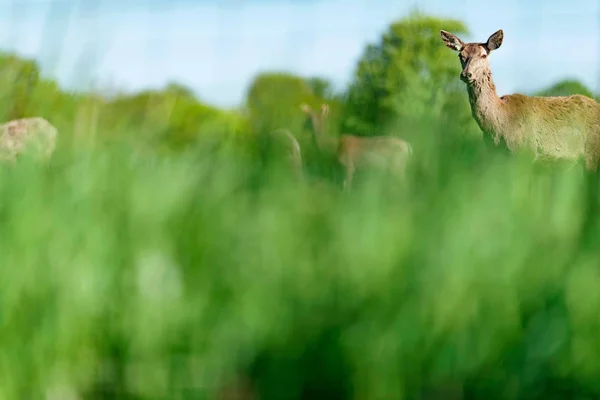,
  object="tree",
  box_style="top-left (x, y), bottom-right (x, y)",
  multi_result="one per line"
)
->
top-left (342, 11), bottom-right (476, 138)
top-left (163, 82), bottom-right (199, 100)
top-left (0, 52), bottom-right (41, 120)
top-left (102, 83), bottom-right (220, 150)
top-left (306, 77), bottom-right (335, 100)
top-left (535, 79), bottom-right (596, 99)
top-left (245, 72), bottom-right (317, 137)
